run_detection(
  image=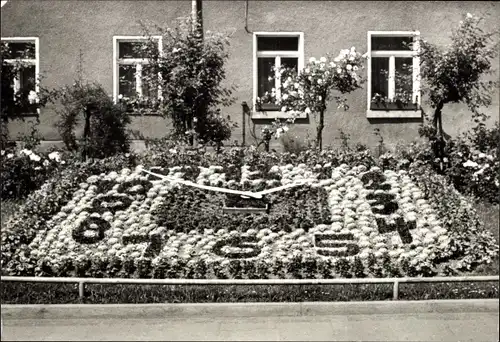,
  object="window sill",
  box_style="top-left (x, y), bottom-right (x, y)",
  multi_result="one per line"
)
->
top-left (251, 110), bottom-right (307, 120)
top-left (366, 109), bottom-right (422, 119)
